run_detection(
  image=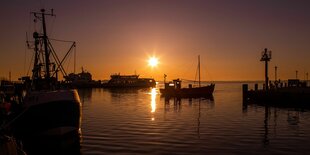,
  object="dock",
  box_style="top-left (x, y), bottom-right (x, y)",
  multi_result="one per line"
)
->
top-left (243, 82), bottom-right (310, 109)
top-left (242, 48), bottom-right (310, 109)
